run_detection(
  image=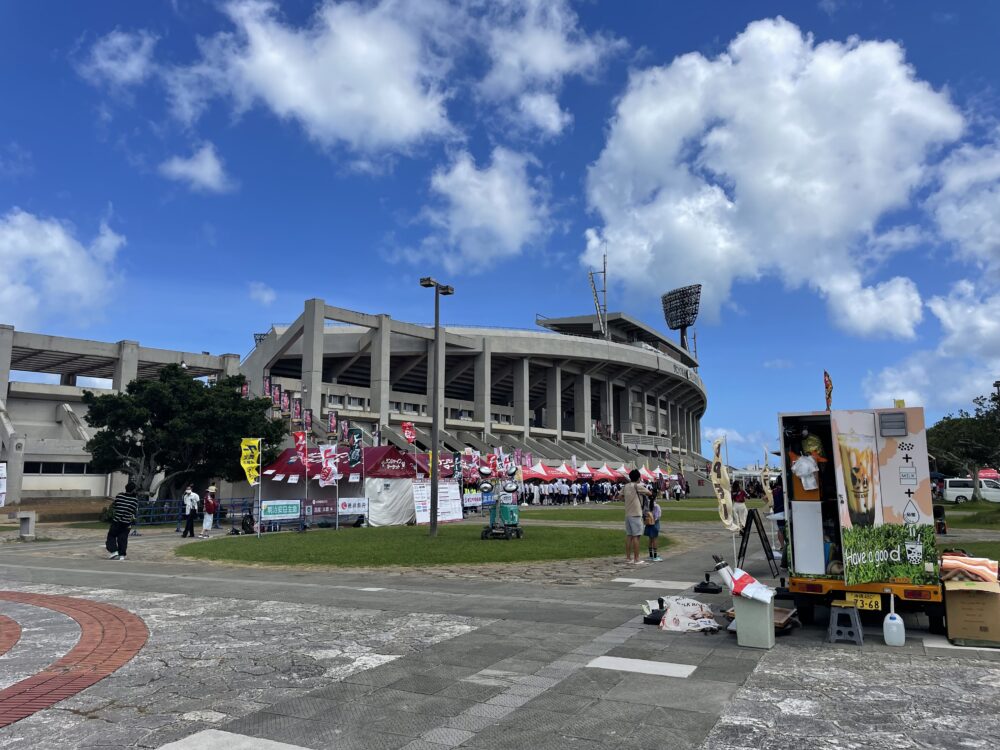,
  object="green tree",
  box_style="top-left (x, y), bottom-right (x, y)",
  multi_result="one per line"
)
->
top-left (82, 365), bottom-right (286, 498)
top-left (928, 392), bottom-right (1000, 501)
